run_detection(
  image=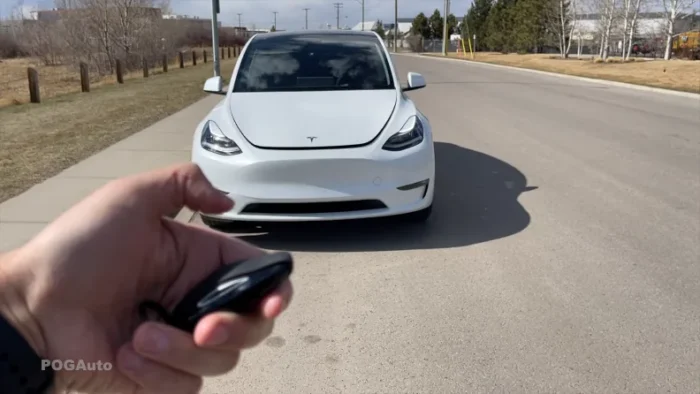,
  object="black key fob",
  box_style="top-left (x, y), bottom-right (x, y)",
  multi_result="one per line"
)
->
top-left (140, 252), bottom-right (293, 333)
